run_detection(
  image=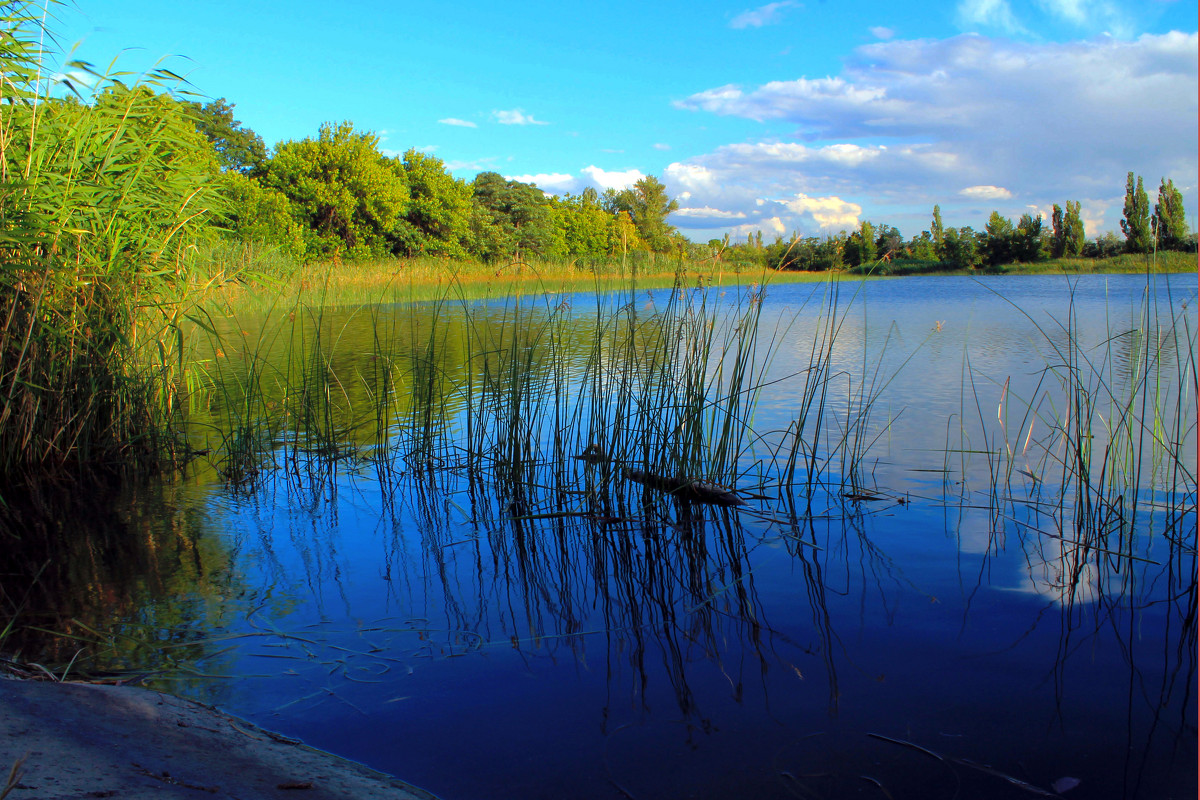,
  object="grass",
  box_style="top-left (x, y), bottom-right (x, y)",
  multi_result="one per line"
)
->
top-left (178, 273), bottom-right (889, 512)
top-left (847, 249), bottom-right (1196, 277)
